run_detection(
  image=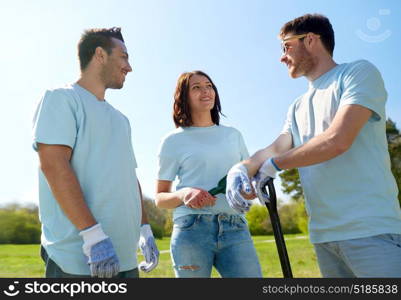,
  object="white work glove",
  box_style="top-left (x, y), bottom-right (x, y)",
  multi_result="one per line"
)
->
top-left (138, 224), bottom-right (159, 272)
top-left (254, 158), bottom-right (281, 203)
top-left (257, 158), bottom-right (281, 179)
top-left (79, 223), bottom-right (120, 278)
top-left (226, 163), bottom-right (255, 213)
